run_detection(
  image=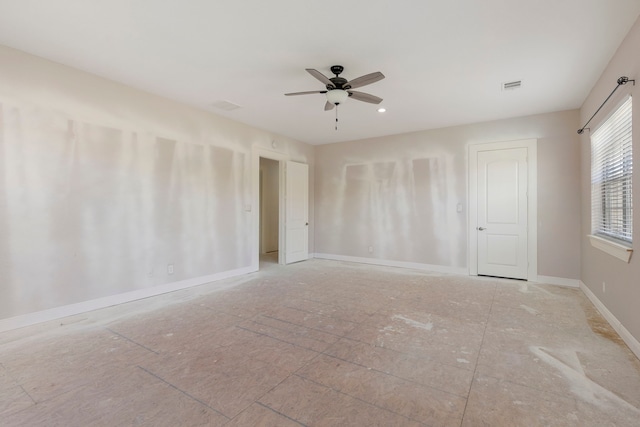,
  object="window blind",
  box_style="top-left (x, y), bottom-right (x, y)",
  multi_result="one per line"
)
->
top-left (591, 95), bottom-right (633, 244)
